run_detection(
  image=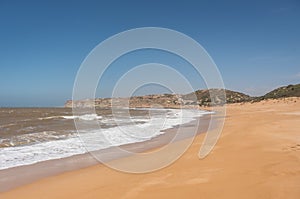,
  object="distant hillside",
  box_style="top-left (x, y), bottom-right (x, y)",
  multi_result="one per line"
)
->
top-left (183, 89), bottom-right (251, 106)
top-left (65, 83), bottom-right (300, 108)
top-left (65, 89), bottom-right (252, 108)
top-left (259, 84), bottom-right (300, 100)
